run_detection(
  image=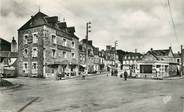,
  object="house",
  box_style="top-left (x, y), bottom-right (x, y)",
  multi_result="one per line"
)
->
top-left (136, 47), bottom-right (178, 78)
top-left (18, 11), bottom-right (79, 78)
top-left (122, 52), bottom-right (143, 75)
top-left (0, 37), bottom-right (18, 77)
